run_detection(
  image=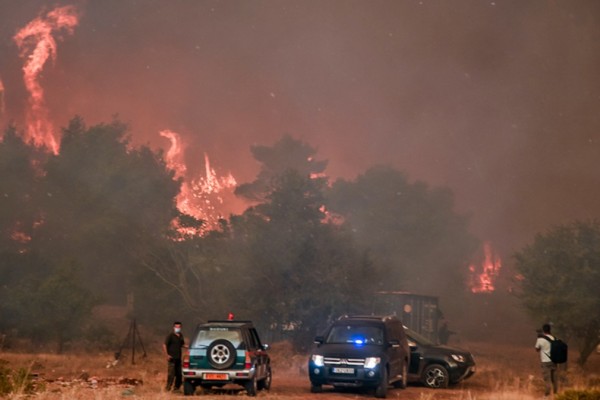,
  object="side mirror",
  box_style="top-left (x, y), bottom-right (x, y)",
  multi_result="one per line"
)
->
top-left (314, 336), bottom-right (324, 345)
top-left (262, 344), bottom-right (269, 351)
